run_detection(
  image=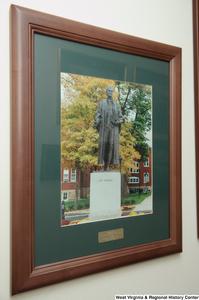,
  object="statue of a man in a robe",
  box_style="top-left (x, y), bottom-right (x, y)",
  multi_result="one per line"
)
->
top-left (93, 86), bottom-right (123, 171)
